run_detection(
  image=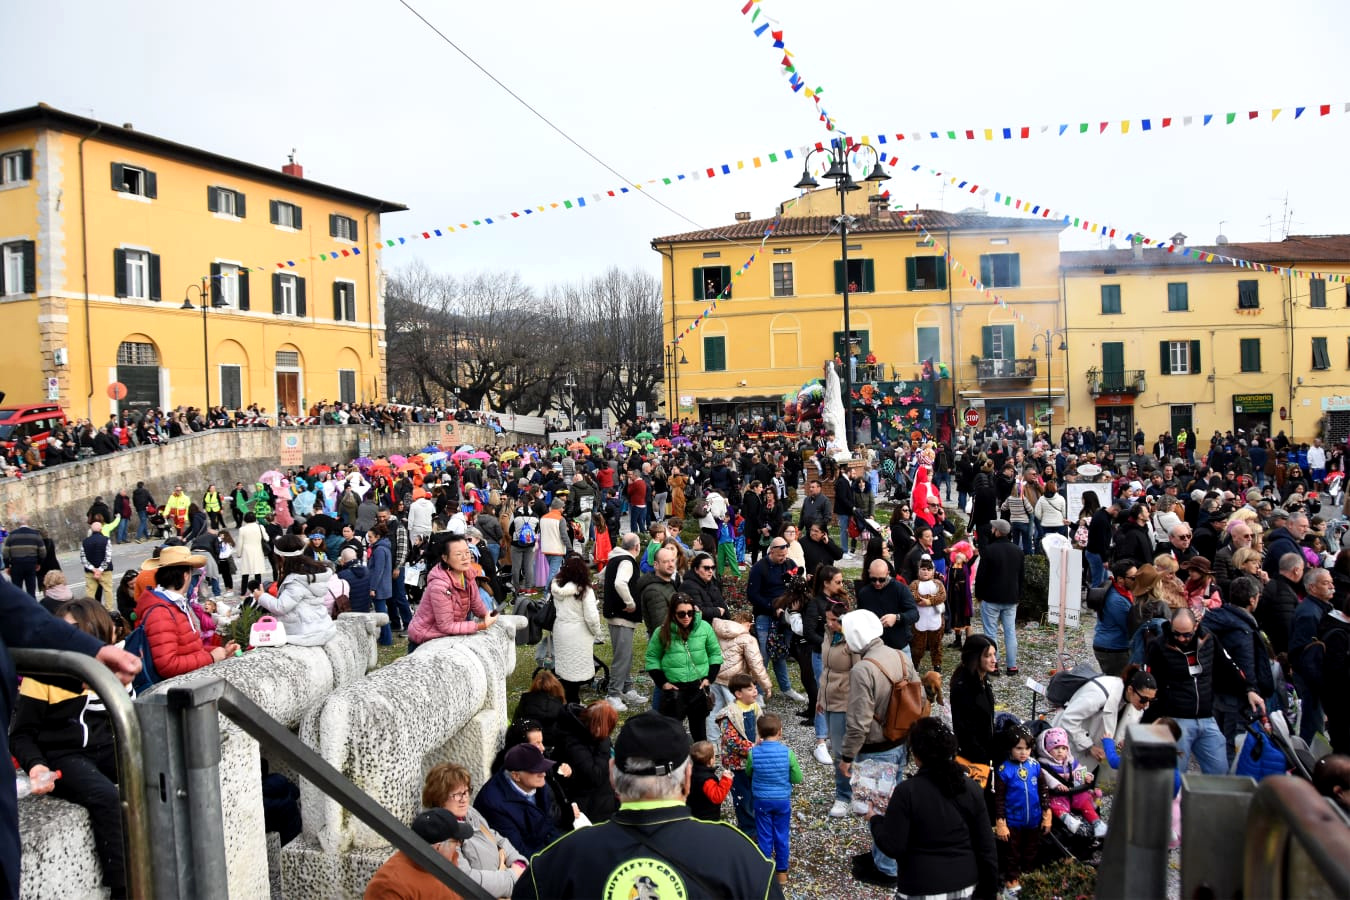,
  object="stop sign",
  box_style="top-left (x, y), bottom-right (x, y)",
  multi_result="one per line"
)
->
top-left (963, 408), bottom-right (980, 427)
